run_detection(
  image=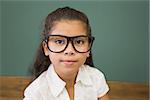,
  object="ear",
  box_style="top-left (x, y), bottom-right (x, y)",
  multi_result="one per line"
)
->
top-left (42, 41), bottom-right (49, 56)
